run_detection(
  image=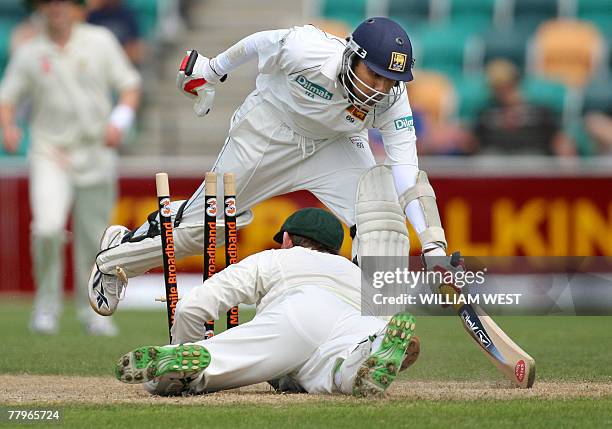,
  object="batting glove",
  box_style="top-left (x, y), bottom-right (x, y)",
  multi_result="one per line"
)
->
top-left (422, 250), bottom-right (467, 307)
top-left (176, 50), bottom-right (225, 117)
